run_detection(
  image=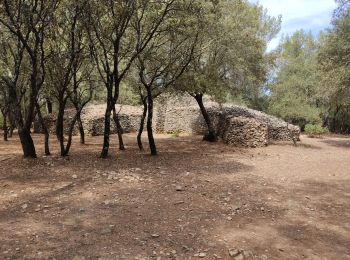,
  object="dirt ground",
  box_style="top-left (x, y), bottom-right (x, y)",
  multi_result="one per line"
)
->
top-left (0, 133), bottom-right (349, 260)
